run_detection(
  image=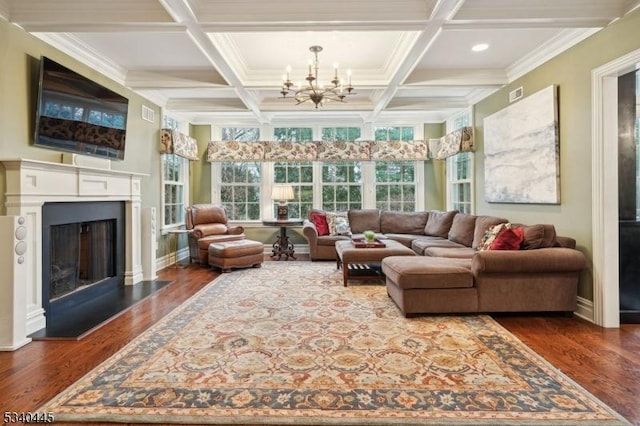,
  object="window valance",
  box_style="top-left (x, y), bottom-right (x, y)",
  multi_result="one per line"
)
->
top-left (428, 126), bottom-right (474, 160)
top-left (206, 140), bottom-right (429, 162)
top-left (160, 129), bottom-right (199, 161)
